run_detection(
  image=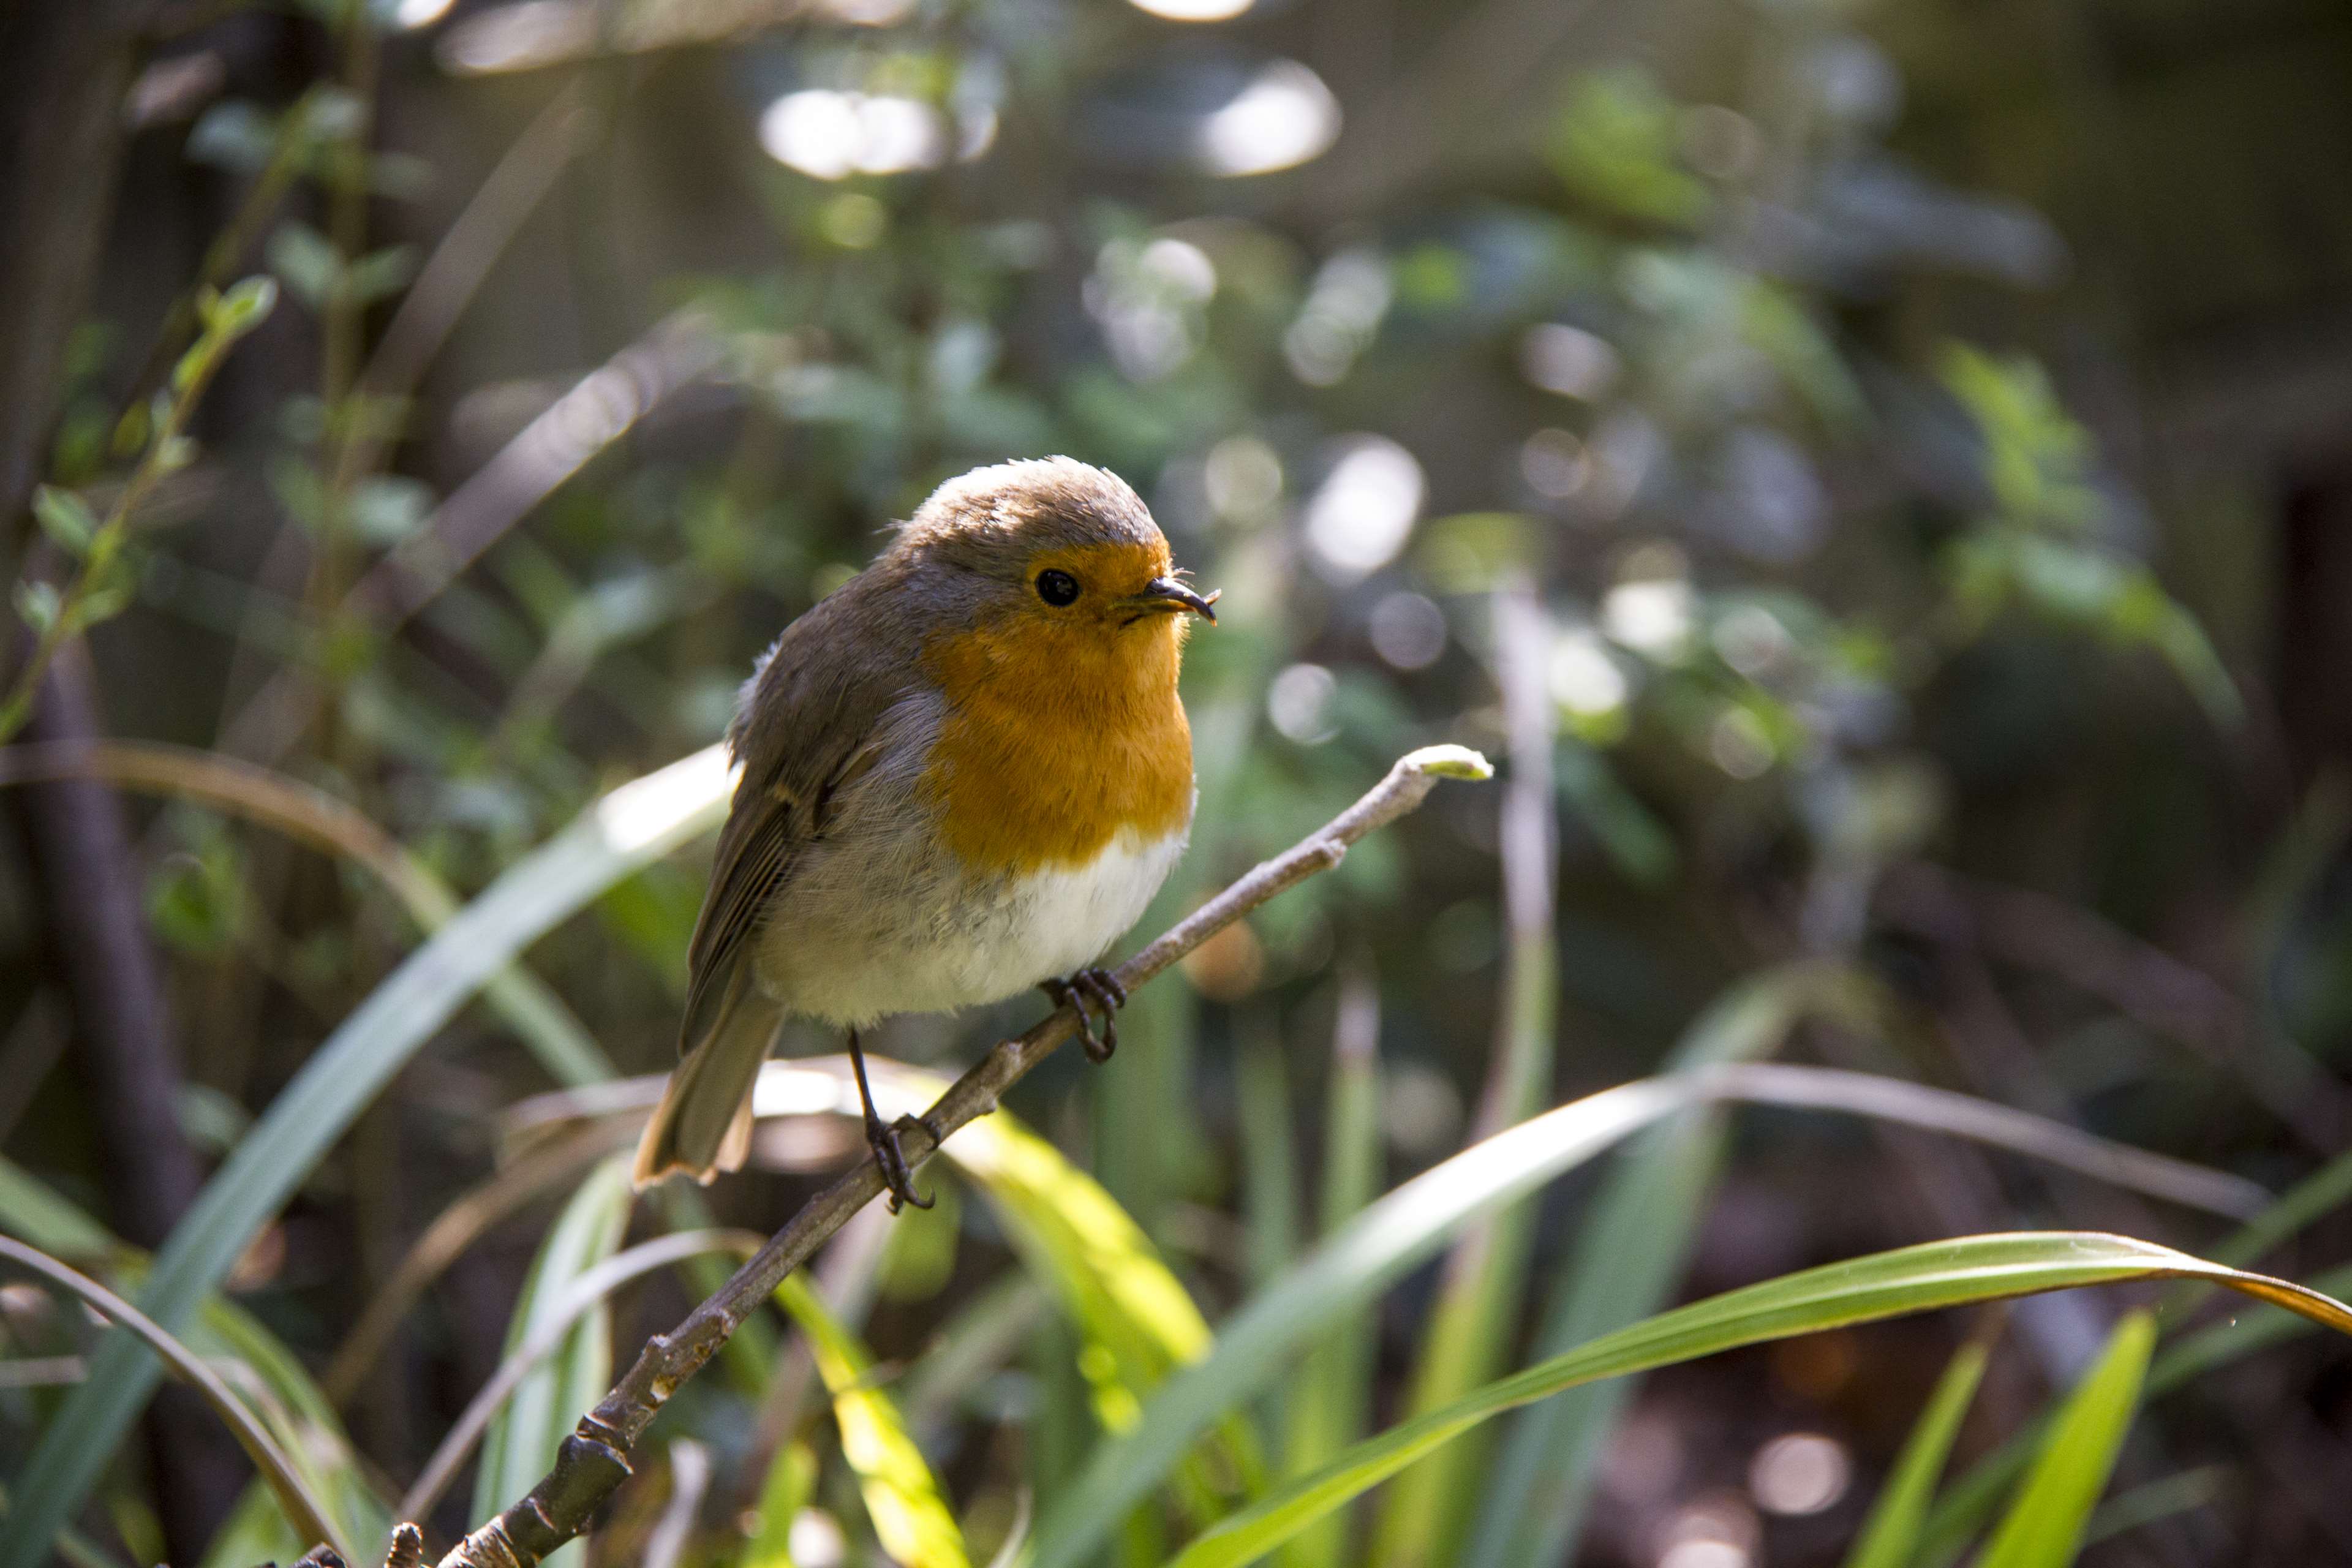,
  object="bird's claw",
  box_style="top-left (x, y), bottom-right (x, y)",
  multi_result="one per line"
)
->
top-left (865, 1112), bottom-right (940, 1213)
top-left (1044, 967), bottom-right (1128, 1063)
